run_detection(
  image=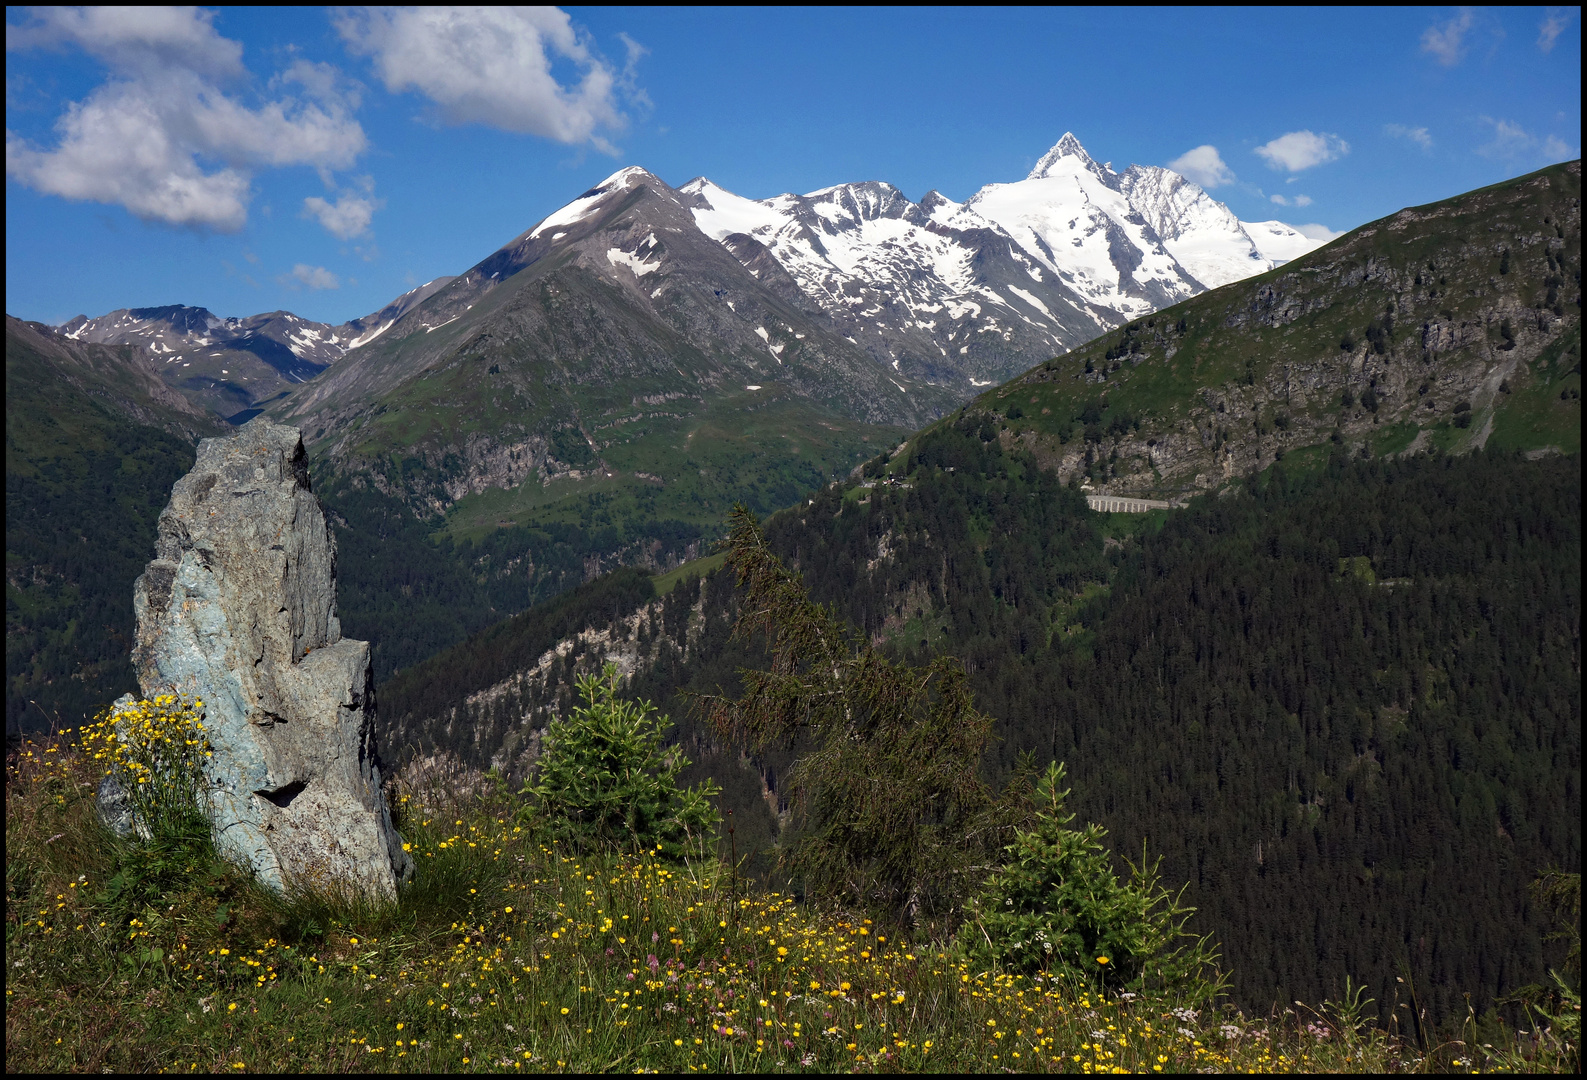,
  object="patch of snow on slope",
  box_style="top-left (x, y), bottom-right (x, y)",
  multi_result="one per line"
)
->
top-left (685, 179), bottom-right (788, 240)
top-left (348, 320), bottom-right (393, 349)
top-left (1007, 285), bottom-right (1055, 320)
top-left (530, 176), bottom-right (630, 240)
top-left (607, 248), bottom-right (659, 277)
